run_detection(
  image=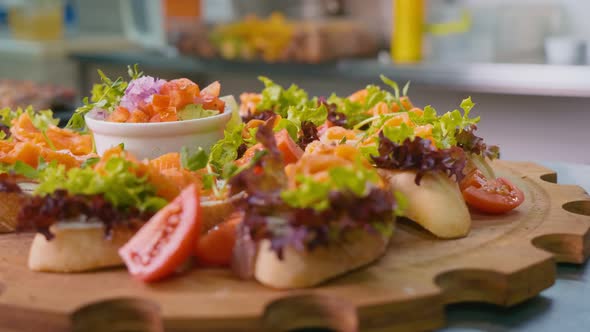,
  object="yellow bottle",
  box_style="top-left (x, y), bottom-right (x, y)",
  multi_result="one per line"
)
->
top-left (391, 0), bottom-right (425, 63)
